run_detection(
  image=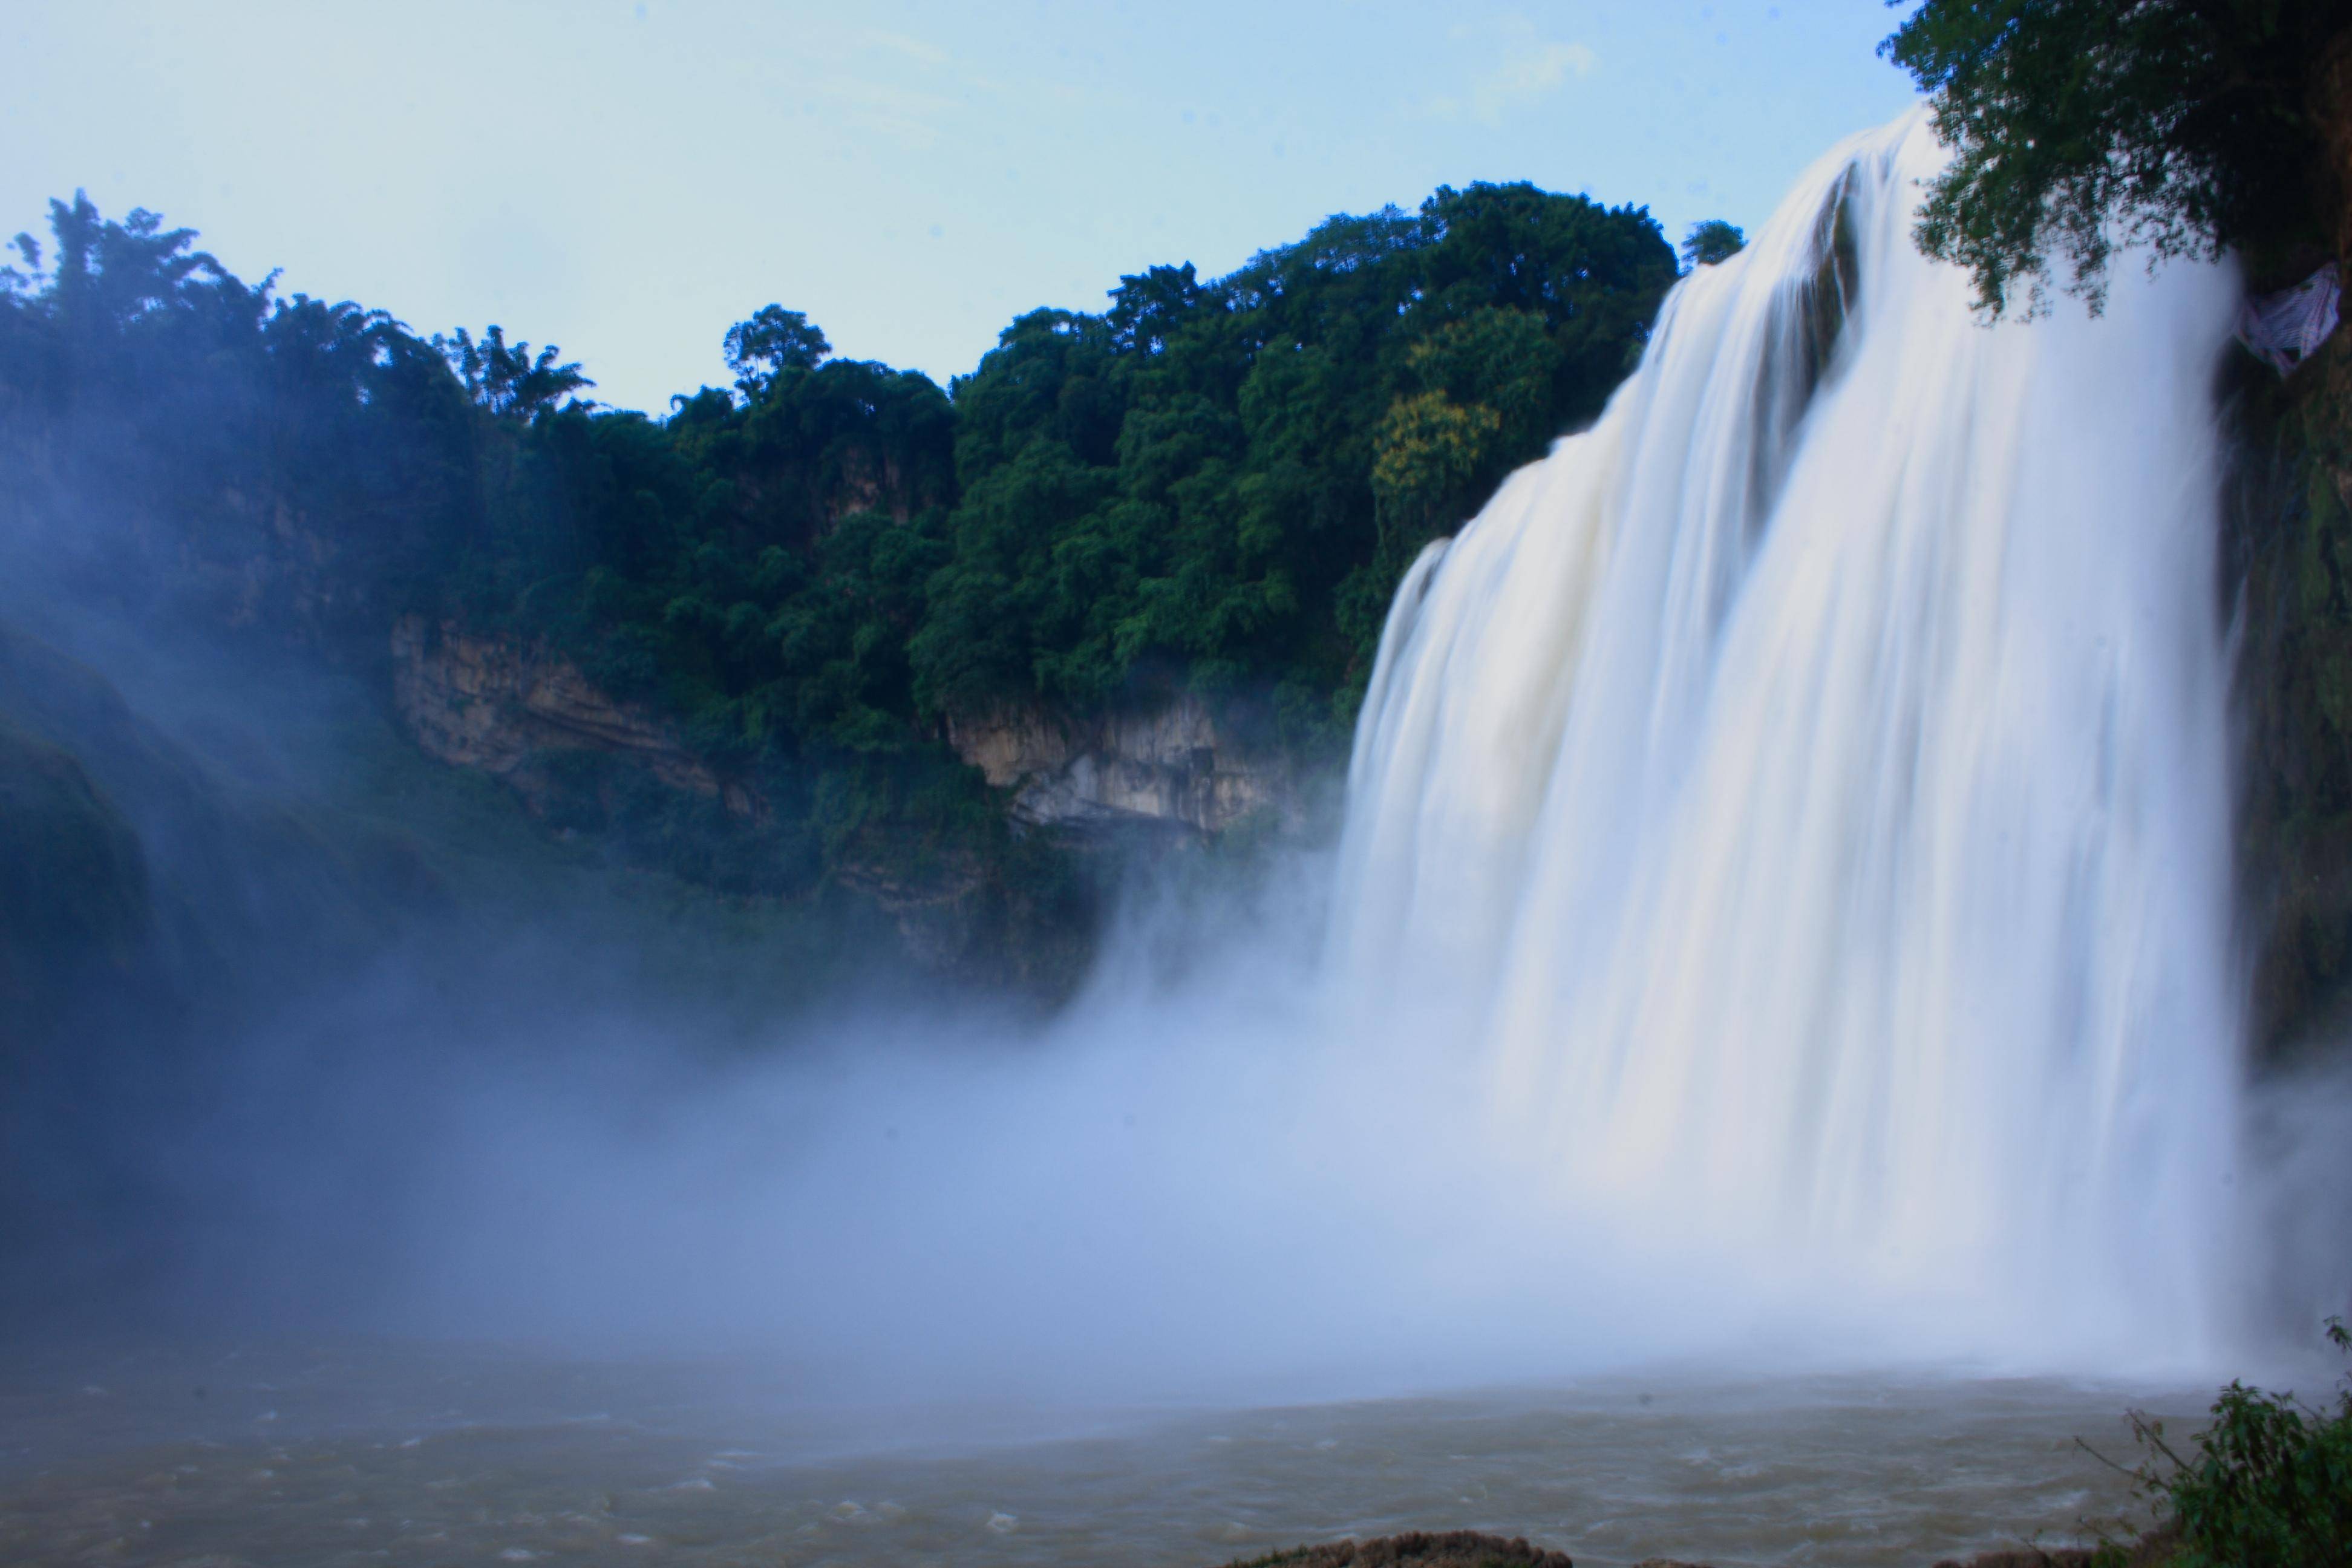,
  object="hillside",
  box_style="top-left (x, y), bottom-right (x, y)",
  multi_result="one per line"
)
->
top-left (0, 182), bottom-right (1678, 985)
